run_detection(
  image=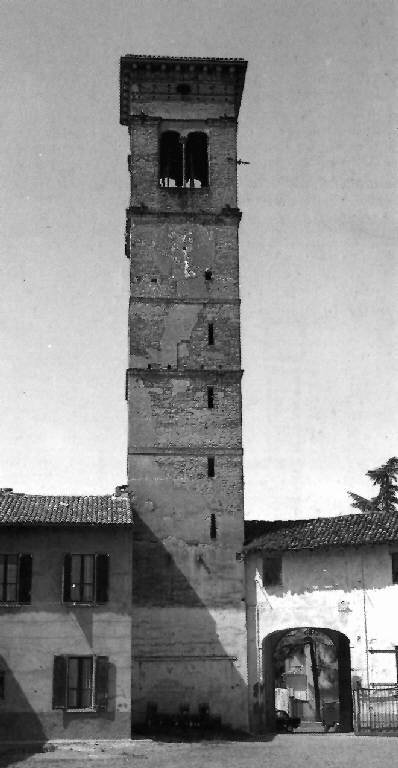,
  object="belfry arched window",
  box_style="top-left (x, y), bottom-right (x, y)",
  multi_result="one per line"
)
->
top-left (159, 131), bottom-right (183, 188)
top-left (185, 132), bottom-right (208, 188)
top-left (159, 130), bottom-right (209, 189)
